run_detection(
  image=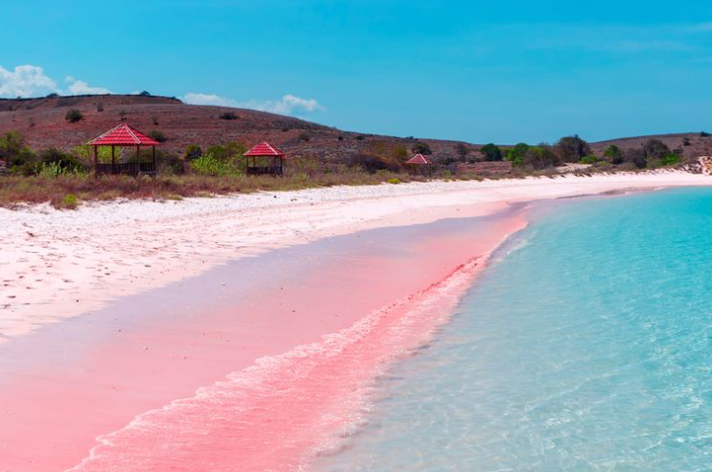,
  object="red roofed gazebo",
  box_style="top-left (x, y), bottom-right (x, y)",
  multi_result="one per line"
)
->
top-left (244, 141), bottom-right (286, 176)
top-left (87, 124), bottom-right (160, 176)
top-left (405, 153), bottom-right (434, 176)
